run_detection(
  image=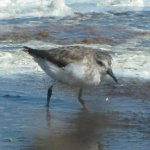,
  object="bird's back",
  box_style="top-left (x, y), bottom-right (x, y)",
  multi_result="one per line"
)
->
top-left (23, 46), bottom-right (112, 67)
